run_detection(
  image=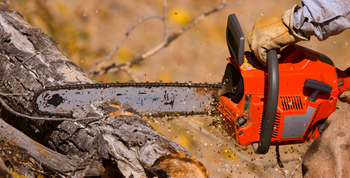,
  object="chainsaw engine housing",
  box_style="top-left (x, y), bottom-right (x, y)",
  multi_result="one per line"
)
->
top-left (218, 44), bottom-right (339, 146)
